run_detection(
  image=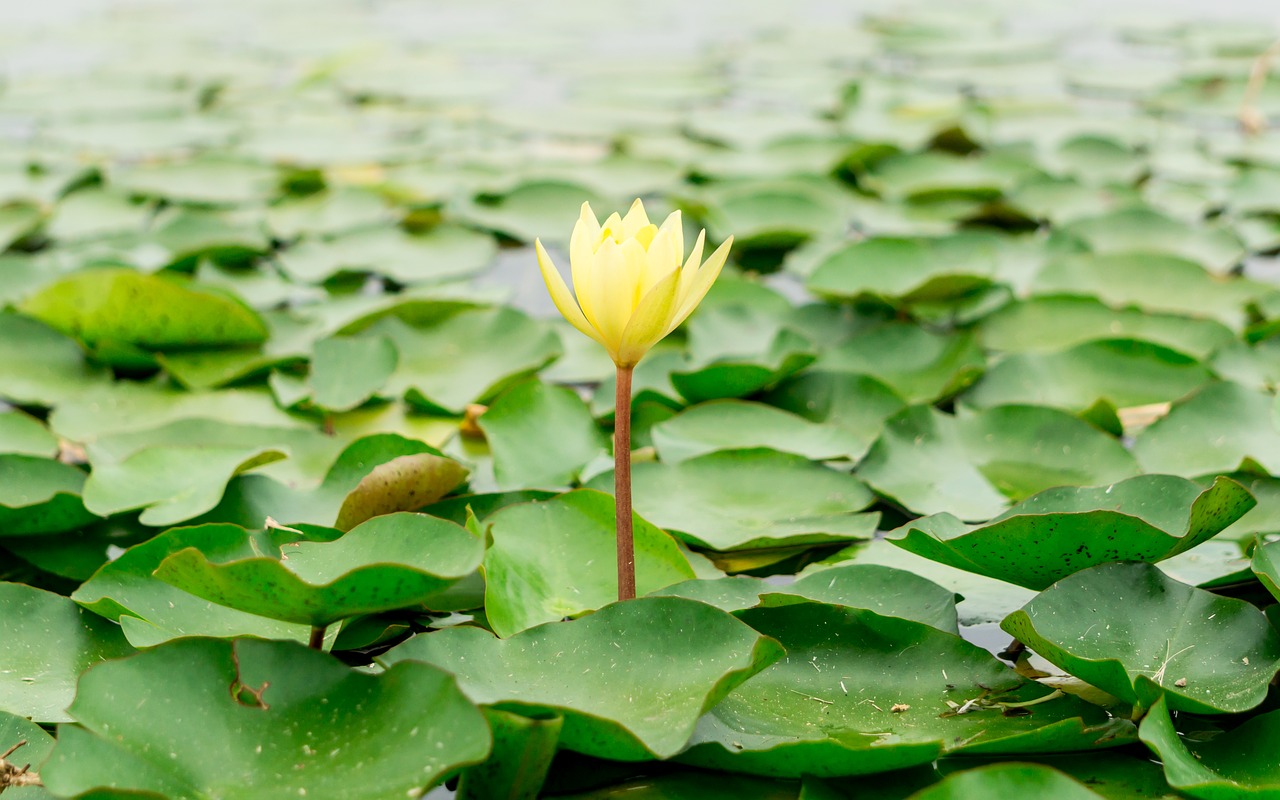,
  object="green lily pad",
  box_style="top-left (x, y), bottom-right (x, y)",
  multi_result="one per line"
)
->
top-left (0, 312), bottom-right (110, 407)
top-left (45, 189), bottom-right (152, 243)
top-left (379, 596), bottom-right (783, 761)
top-left (1139, 695), bottom-right (1280, 800)
top-left (905, 764), bottom-right (1106, 800)
top-left (1252, 538), bottom-right (1280, 602)
top-left (806, 235), bottom-right (999, 306)
top-left (40, 637), bottom-right (491, 800)
top-left (858, 405), bottom-right (1140, 521)
top-left (890, 475), bottom-right (1254, 590)
top-left (672, 308), bottom-right (818, 404)
top-left (375, 308), bottom-right (561, 415)
top-left (154, 511), bottom-right (483, 627)
top-left (308, 334), bottom-right (398, 412)
top-left (651, 400), bottom-right (867, 464)
top-left (72, 524), bottom-right (321, 648)
top-left (263, 187), bottom-right (393, 240)
top-left (194, 434), bottom-right (462, 529)
top-left (655, 563), bottom-right (959, 633)
top-left (19, 268), bottom-right (268, 351)
top-left (817, 324), bottom-right (985, 404)
top-left (82, 442), bottom-right (287, 527)
top-left (962, 339), bottom-right (1212, 414)
top-left (0, 204), bottom-right (43, 250)
top-left (1132, 382), bottom-right (1280, 477)
top-left (587, 449), bottom-right (876, 552)
top-left (678, 600), bottom-right (1134, 778)
top-left (454, 180), bottom-right (608, 245)
top-left (862, 150), bottom-right (1038, 203)
top-left (760, 371), bottom-right (908, 460)
top-left (482, 489), bottom-right (695, 637)
top-left (458, 708), bottom-right (562, 800)
top-left (1002, 562), bottom-right (1280, 714)
top-left (0, 410), bottom-right (59, 457)
top-left (978, 296), bottom-right (1236, 359)
top-left (554, 769), bottom-right (800, 800)
top-left (0, 582), bottom-right (133, 723)
top-left (108, 156), bottom-right (280, 206)
top-left (1058, 207), bottom-right (1246, 274)
top-left (1031, 253), bottom-right (1268, 329)
top-left (477, 381), bottom-right (607, 491)
top-left (696, 179), bottom-right (848, 248)
top-left (277, 225), bottom-right (496, 284)
top-left (0, 455), bottom-right (98, 536)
